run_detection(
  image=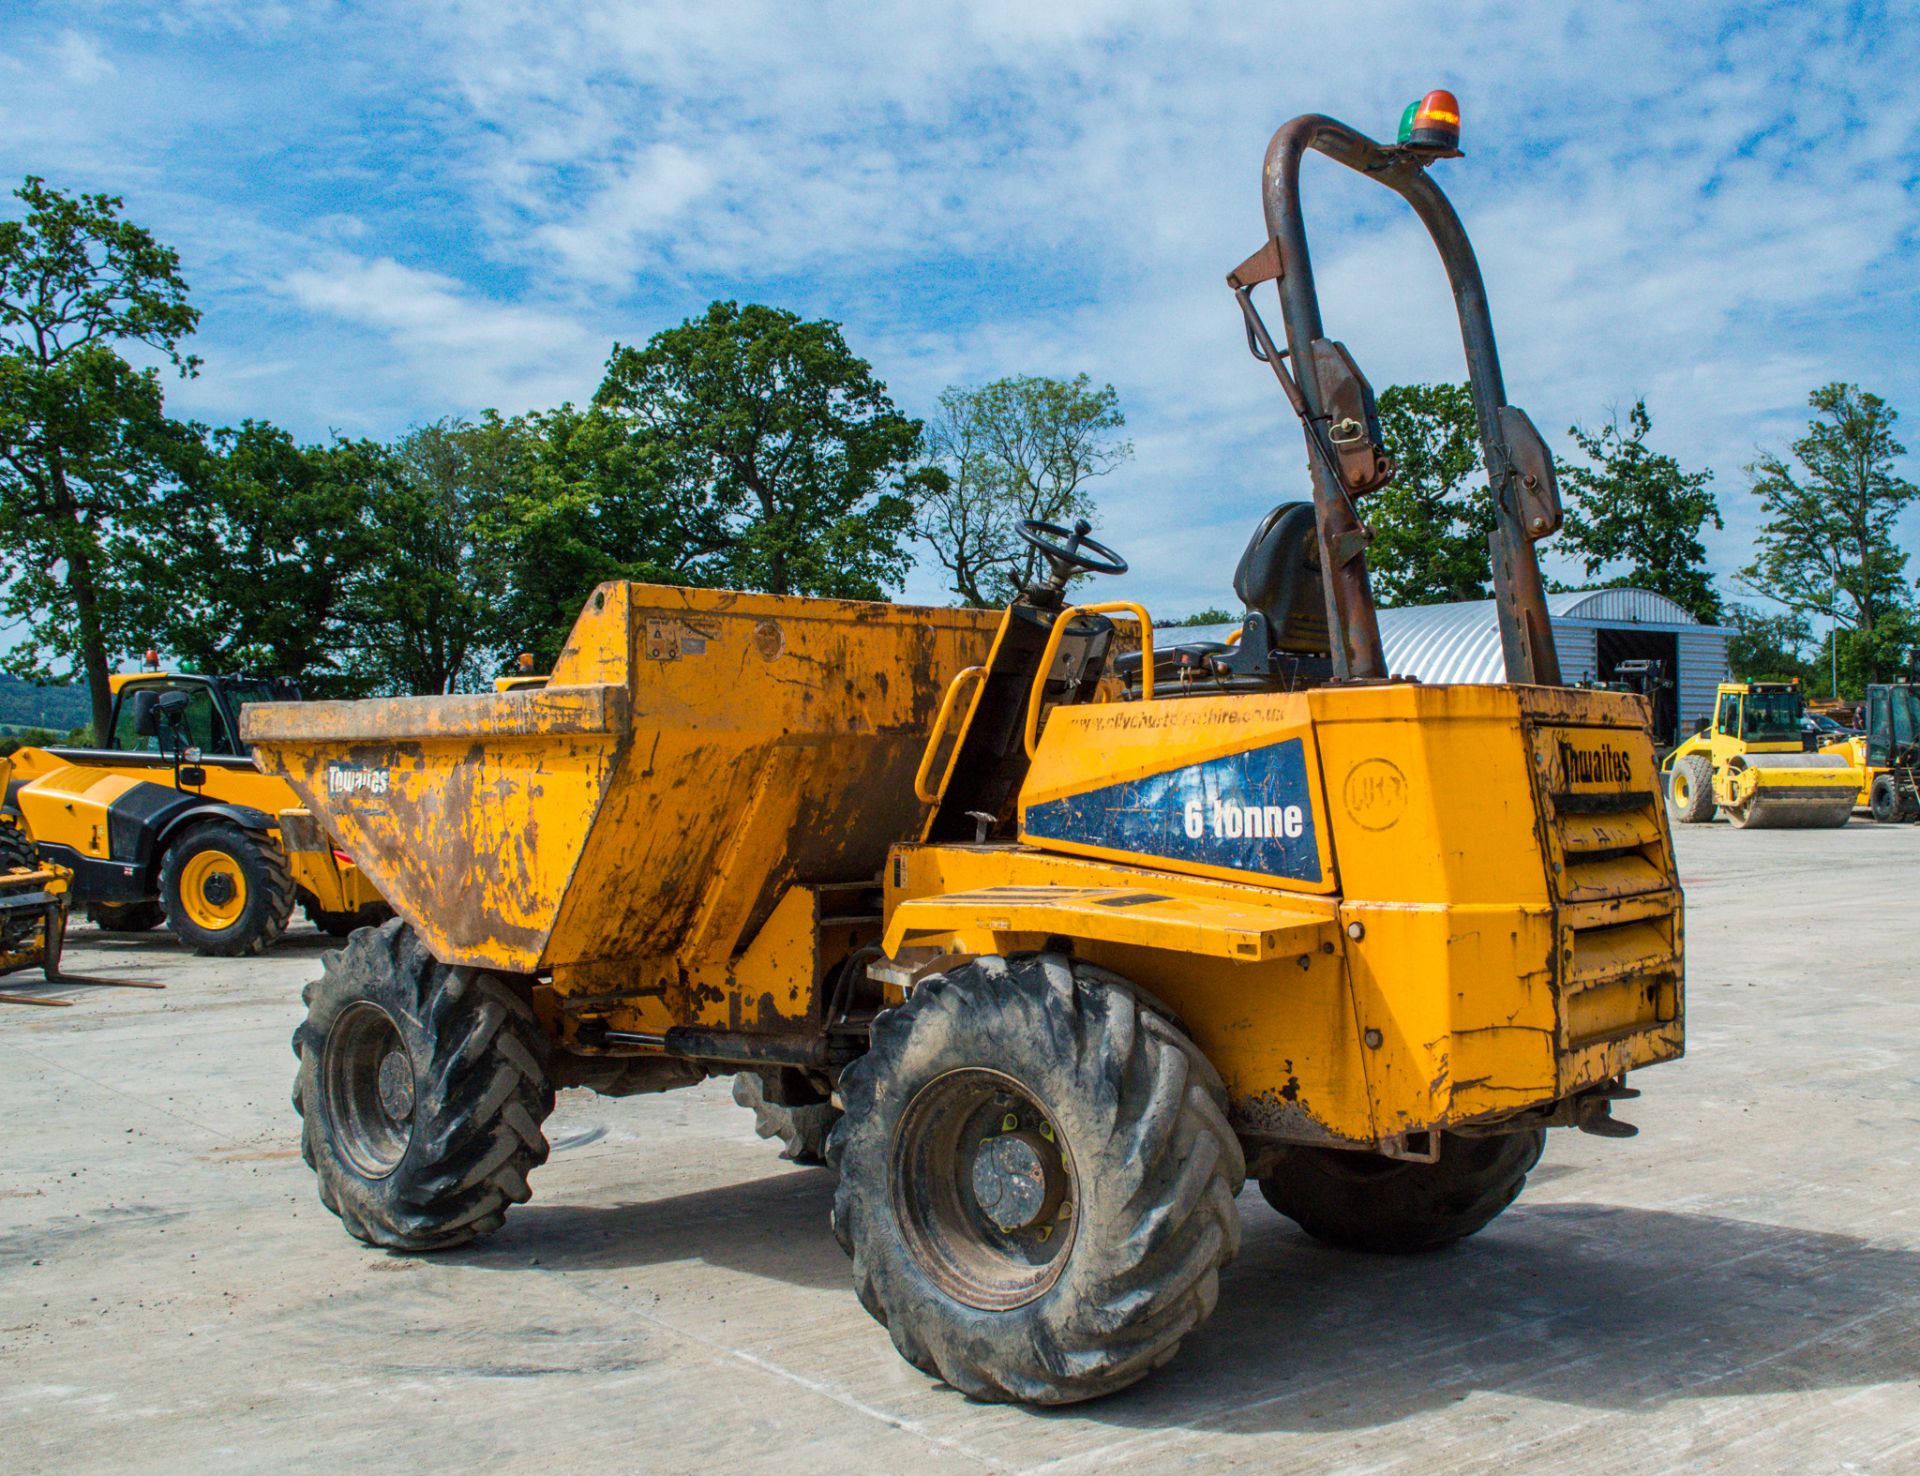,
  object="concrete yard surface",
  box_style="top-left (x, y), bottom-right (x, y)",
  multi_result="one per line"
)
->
top-left (3, 821), bottom-right (1918, 1473)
